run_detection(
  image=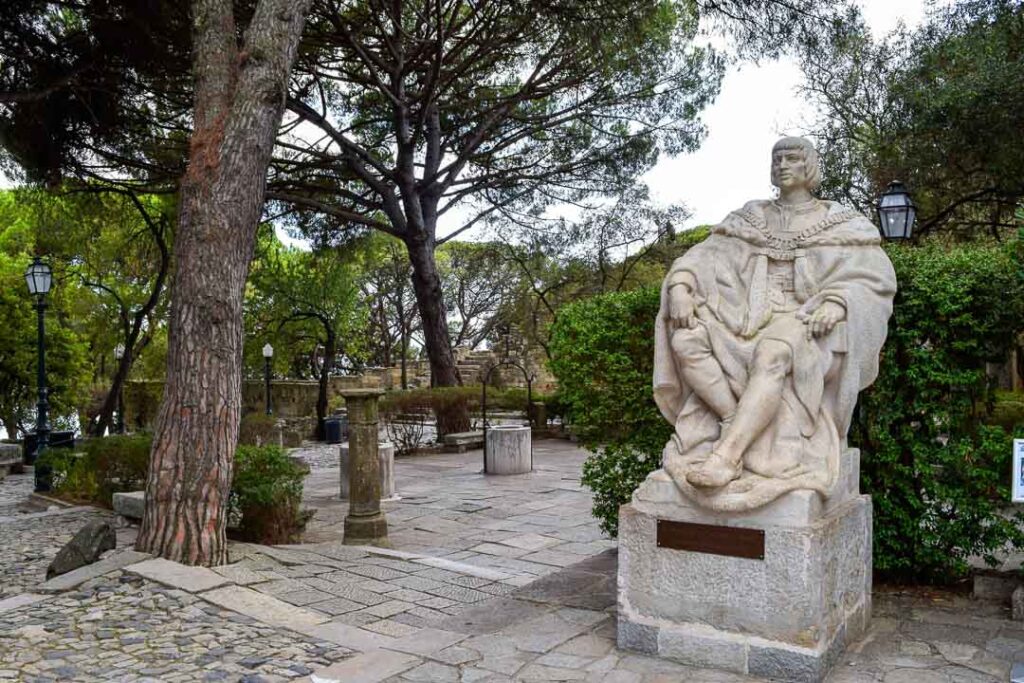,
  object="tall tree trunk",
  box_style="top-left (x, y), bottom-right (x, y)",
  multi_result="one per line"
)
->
top-left (90, 191), bottom-right (170, 438)
top-left (136, 0), bottom-right (310, 566)
top-left (90, 345), bottom-right (133, 437)
top-left (400, 324), bottom-right (409, 391)
top-left (405, 234), bottom-right (469, 435)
